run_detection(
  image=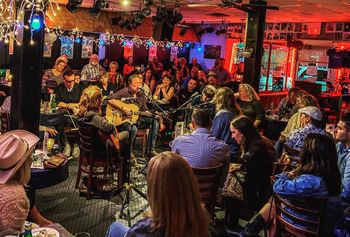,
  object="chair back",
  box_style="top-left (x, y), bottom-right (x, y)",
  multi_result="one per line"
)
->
top-left (192, 164), bottom-right (224, 219)
top-left (78, 121), bottom-right (105, 160)
top-left (274, 193), bottom-right (327, 237)
top-left (0, 112), bottom-right (10, 134)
